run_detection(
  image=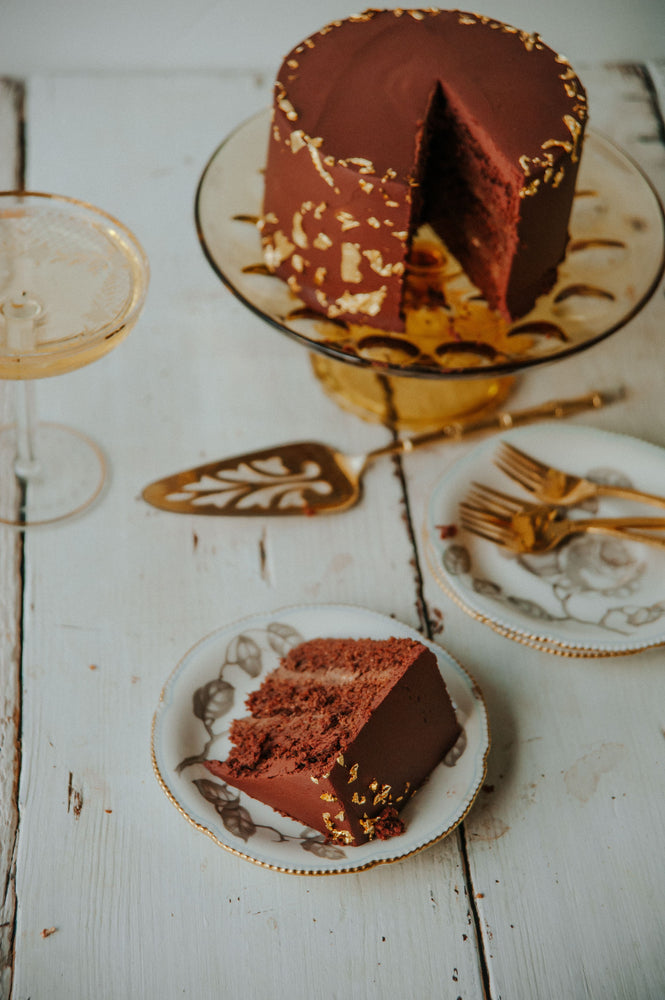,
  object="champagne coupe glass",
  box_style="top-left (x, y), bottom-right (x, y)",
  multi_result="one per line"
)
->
top-left (0, 191), bottom-right (149, 526)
